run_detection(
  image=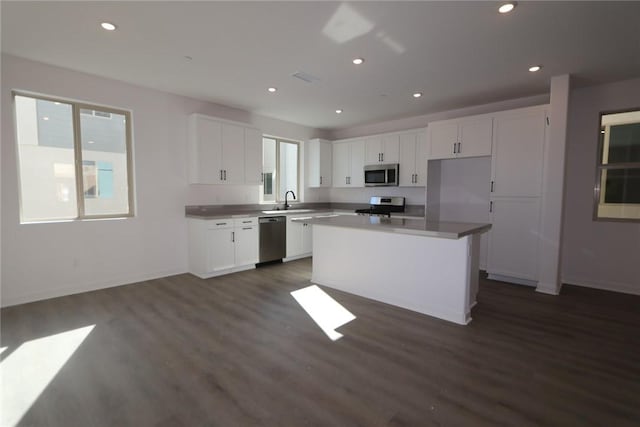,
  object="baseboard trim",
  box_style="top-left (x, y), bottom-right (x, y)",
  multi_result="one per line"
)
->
top-left (1, 268), bottom-right (188, 308)
top-left (487, 273), bottom-right (537, 287)
top-left (562, 276), bottom-right (640, 296)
